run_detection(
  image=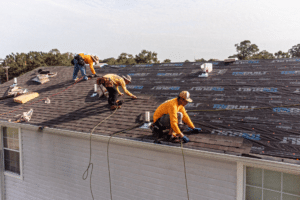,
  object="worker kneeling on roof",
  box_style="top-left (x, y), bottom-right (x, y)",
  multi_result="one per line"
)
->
top-left (96, 77), bottom-right (123, 110)
top-left (152, 91), bottom-right (196, 143)
top-left (103, 74), bottom-right (137, 99)
top-left (72, 53), bottom-right (100, 81)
